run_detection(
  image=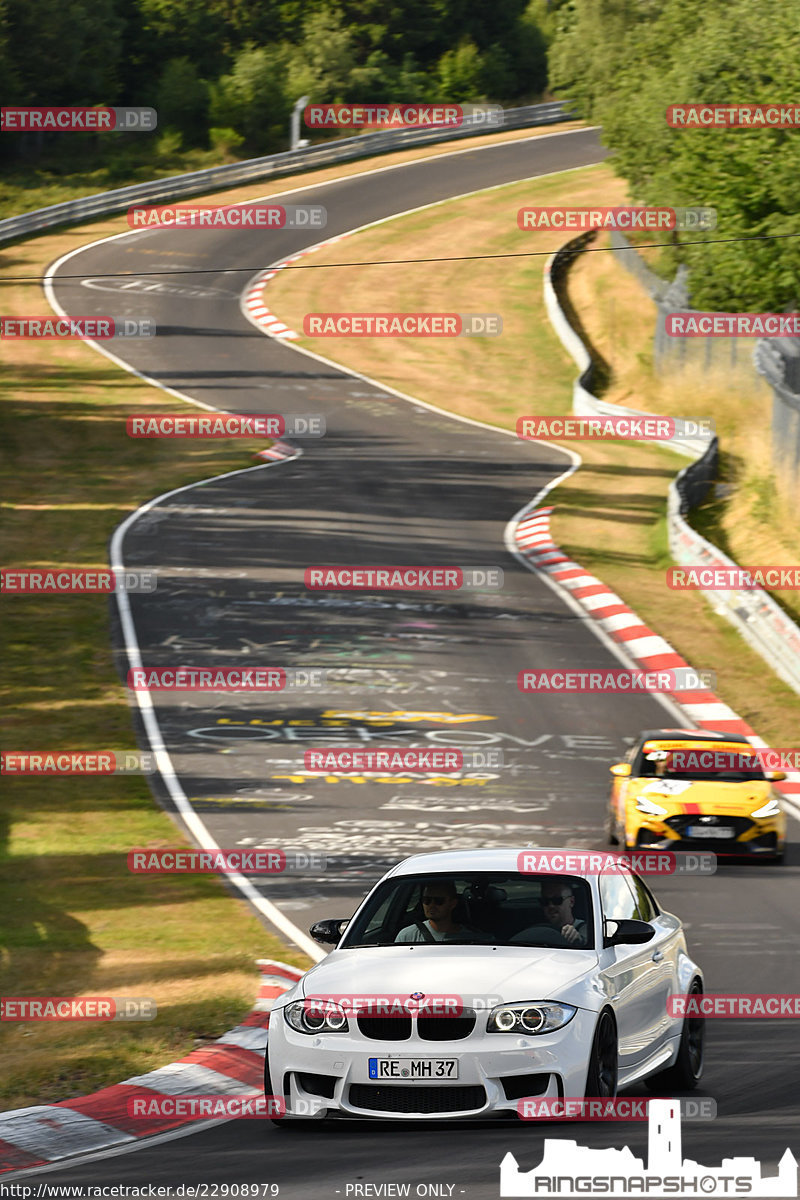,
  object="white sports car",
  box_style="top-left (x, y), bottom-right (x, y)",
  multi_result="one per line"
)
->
top-left (266, 848), bottom-right (704, 1122)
